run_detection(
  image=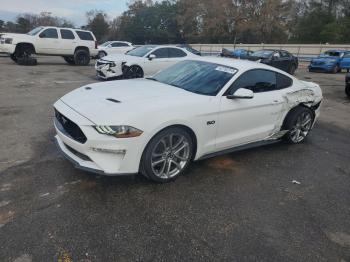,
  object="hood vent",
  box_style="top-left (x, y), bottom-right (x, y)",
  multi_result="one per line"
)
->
top-left (106, 98), bottom-right (121, 103)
